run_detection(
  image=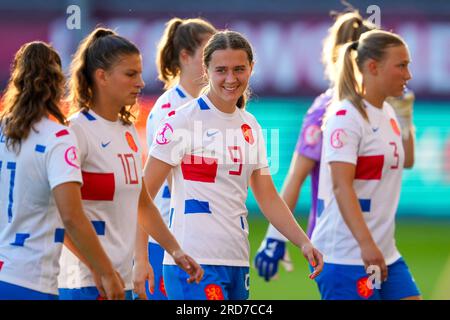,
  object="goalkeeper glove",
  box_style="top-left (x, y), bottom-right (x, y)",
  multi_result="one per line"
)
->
top-left (254, 237), bottom-right (286, 282)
